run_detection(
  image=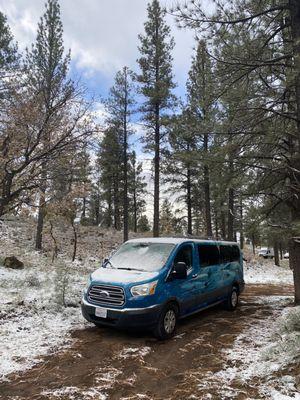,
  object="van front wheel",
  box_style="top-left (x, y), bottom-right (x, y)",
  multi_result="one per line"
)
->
top-left (154, 303), bottom-right (178, 340)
